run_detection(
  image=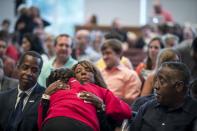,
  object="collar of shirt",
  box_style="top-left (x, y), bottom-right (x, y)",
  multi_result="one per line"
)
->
top-left (154, 96), bottom-right (191, 112)
top-left (50, 56), bottom-right (75, 70)
top-left (16, 83), bottom-right (37, 109)
top-left (104, 64), bottom-right (124, 72)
